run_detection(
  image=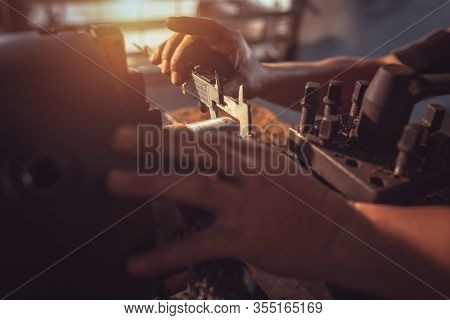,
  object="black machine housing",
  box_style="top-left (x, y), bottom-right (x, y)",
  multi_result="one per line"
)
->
top-left (0, 26), bottom-right (182, 299)
top-left (287, 64), bottom-right (450, 204)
